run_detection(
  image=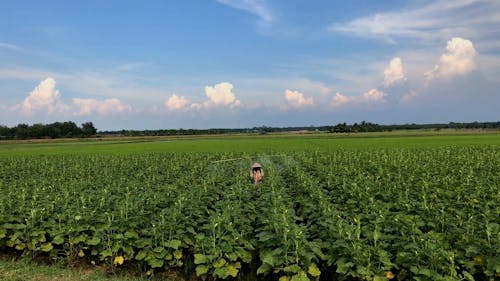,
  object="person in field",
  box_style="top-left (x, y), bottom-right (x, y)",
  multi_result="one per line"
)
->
top-left (250, 163), bottom-right (264, 185)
